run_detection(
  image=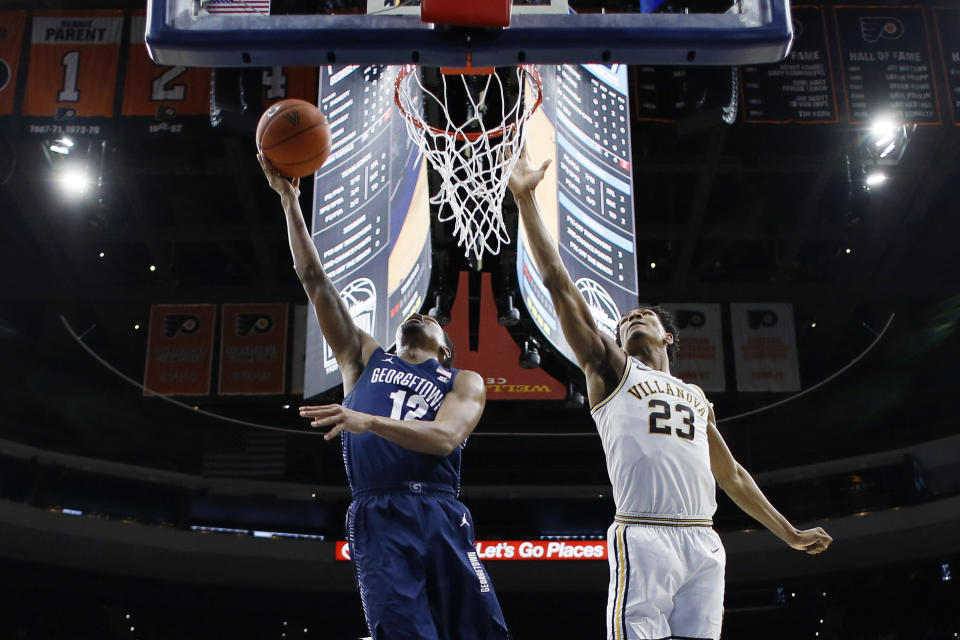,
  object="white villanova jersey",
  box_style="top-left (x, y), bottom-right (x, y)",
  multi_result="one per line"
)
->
top-left (592, 357), bottom-right (717, 522)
